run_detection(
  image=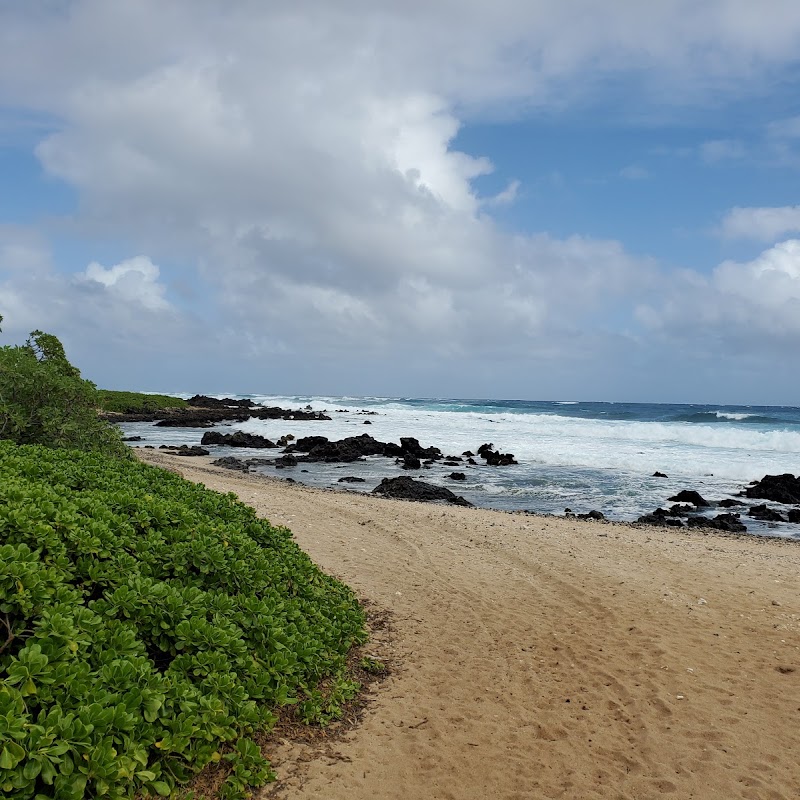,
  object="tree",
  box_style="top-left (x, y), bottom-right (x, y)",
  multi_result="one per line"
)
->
top-left (0, 318), bottom-right (129, 457)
